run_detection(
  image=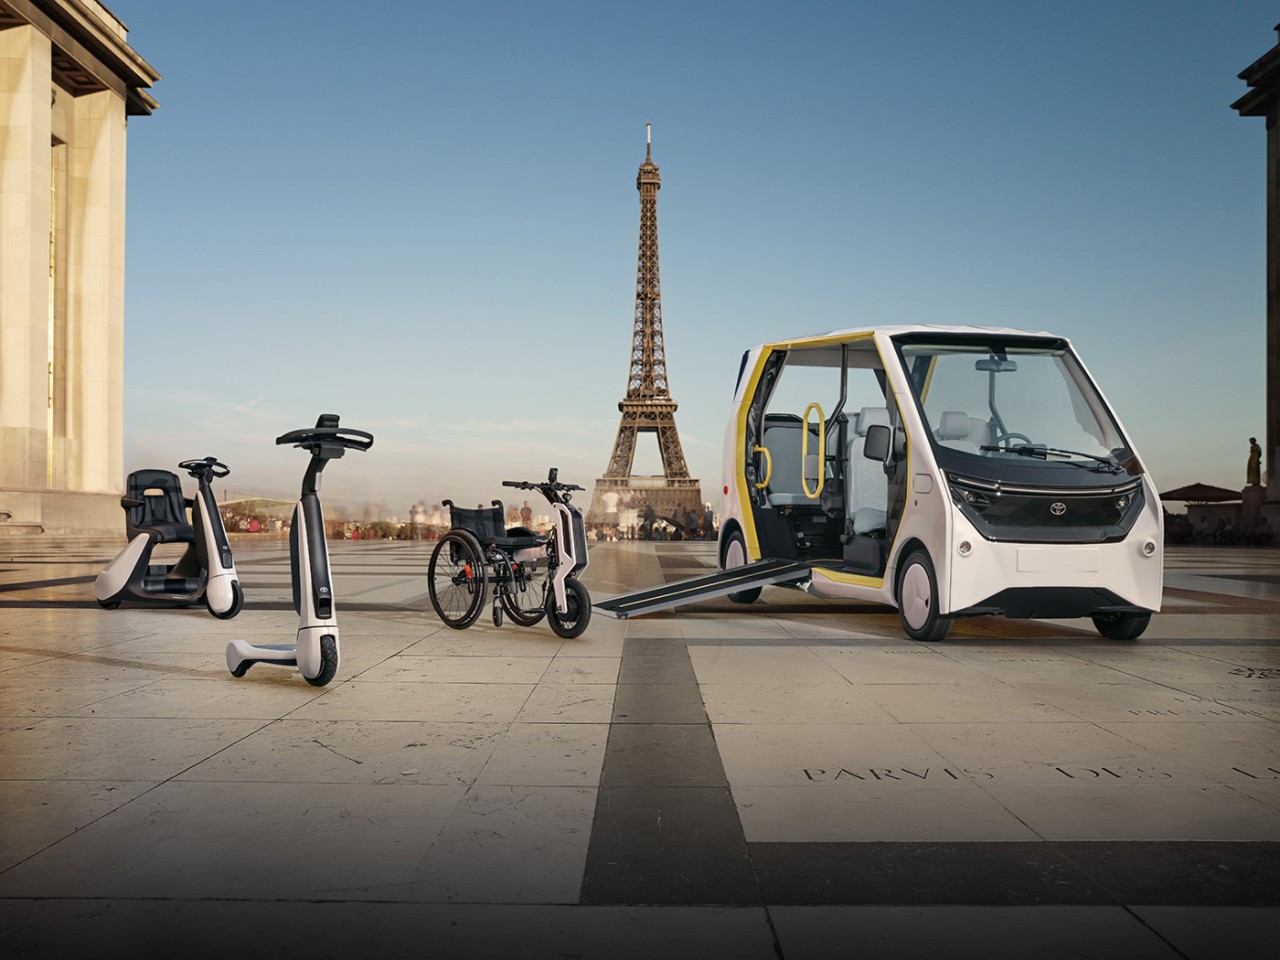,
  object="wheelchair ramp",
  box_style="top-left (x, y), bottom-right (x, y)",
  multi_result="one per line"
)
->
top-left (594, 558), bottom-right (811, 619)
